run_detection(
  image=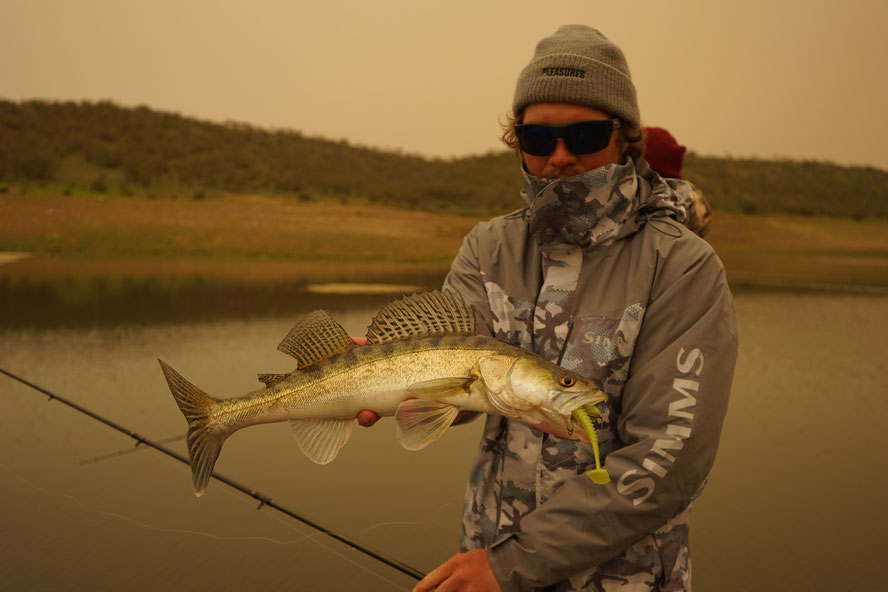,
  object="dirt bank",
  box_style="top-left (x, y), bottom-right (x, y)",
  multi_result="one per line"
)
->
top-left (1, 191), bottom-right (886, 291)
